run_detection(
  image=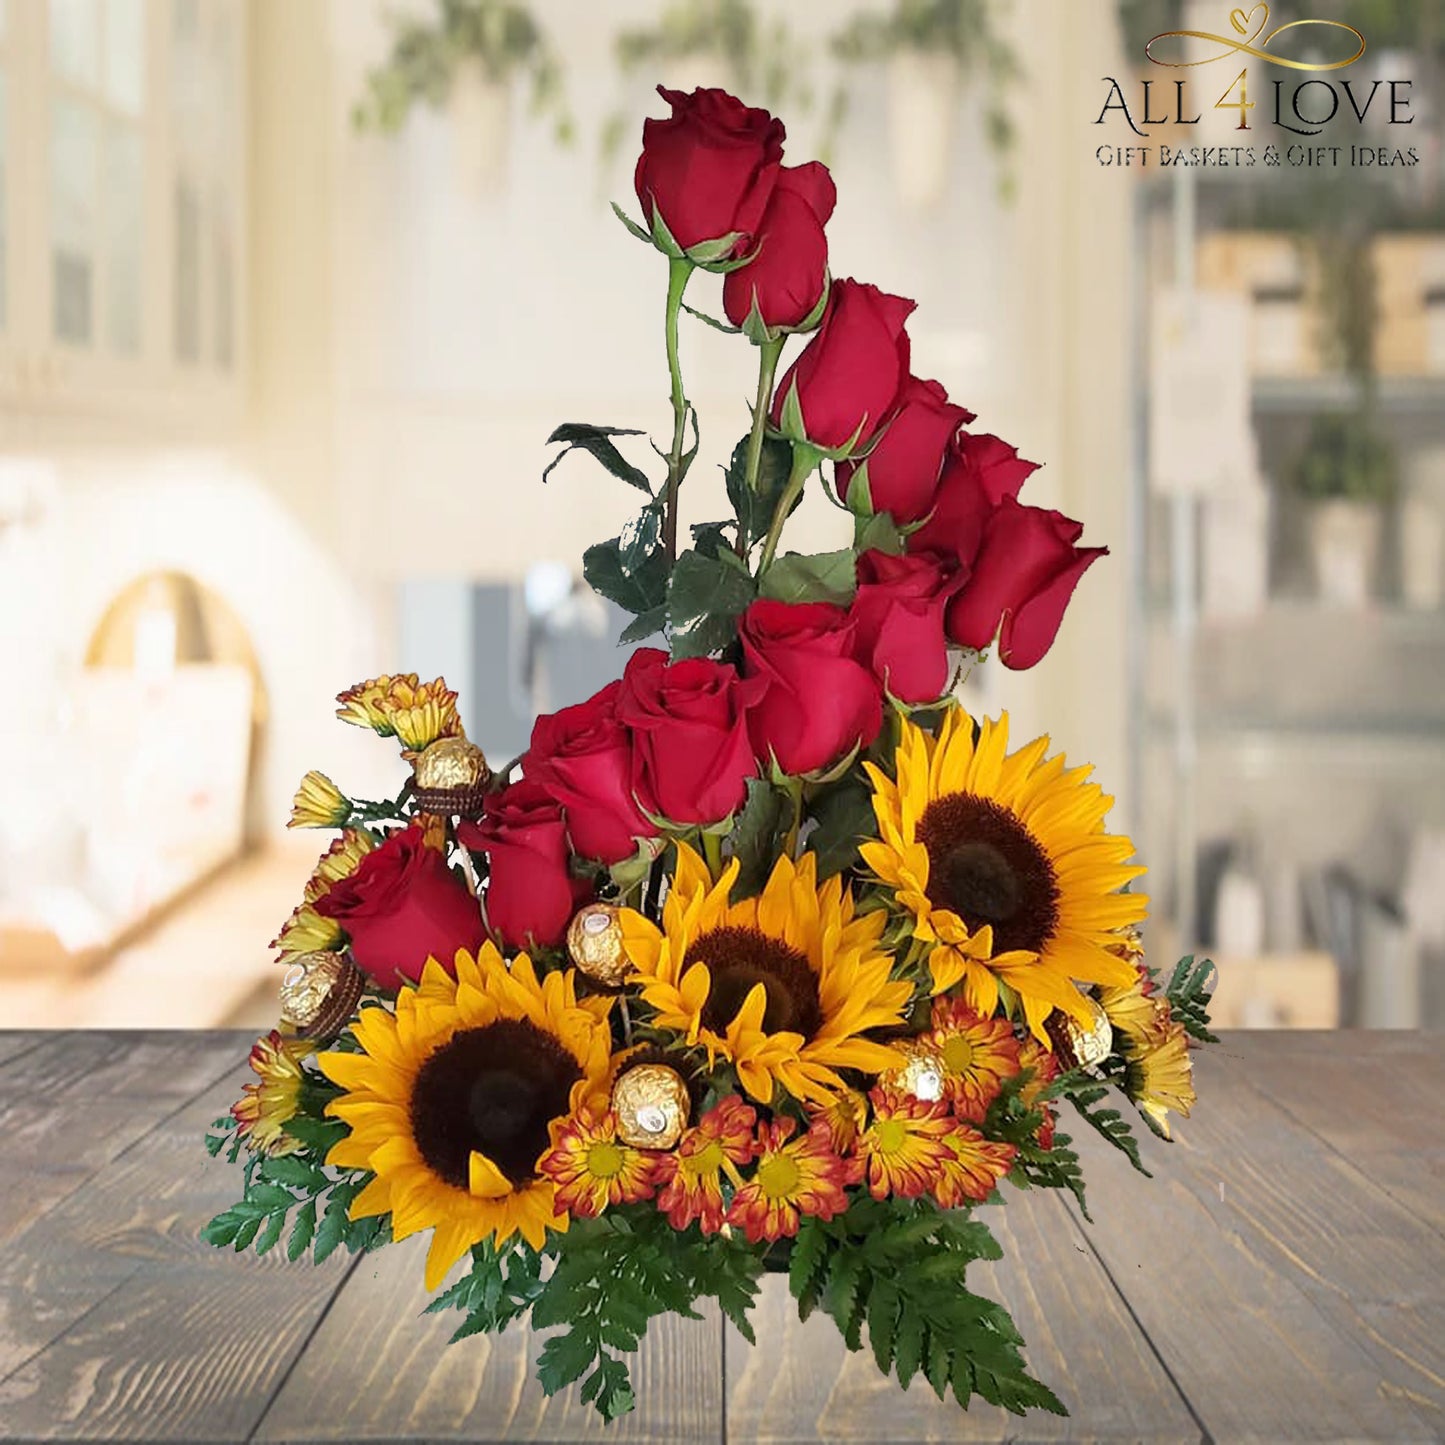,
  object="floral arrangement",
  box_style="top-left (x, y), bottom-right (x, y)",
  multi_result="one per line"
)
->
top-left (204, 86), bottom-right (1215, 1423)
